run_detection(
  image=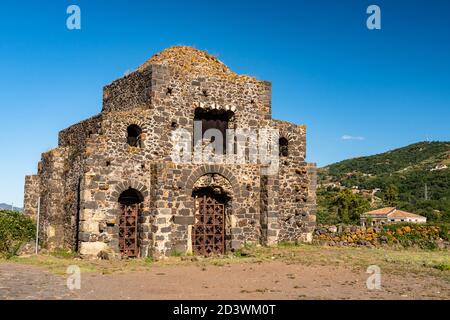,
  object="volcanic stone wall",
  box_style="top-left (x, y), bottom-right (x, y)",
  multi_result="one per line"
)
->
top-left (23, 46), bottom-right (317, 258)
top-left (168, 163), bottom-right (262, 255)
top-left (58, 115), bottom-right (102, 148)
top-left (274, 120), bottom-right (316, 242)
top-left (71, 57), bottom-right (278, 257)
top-left (36, 148), bottom-right (68, 249)
top-left (102, 68), bottom-right (153, 113)
top-left (23, 175), bottom-right (40, 220)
